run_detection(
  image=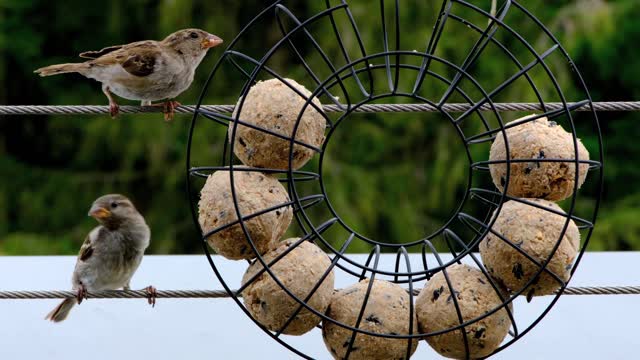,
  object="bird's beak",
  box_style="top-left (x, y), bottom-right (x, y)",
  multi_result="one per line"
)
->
top-left (201, 35), bottom-right (223, 49)
top-left (89, 205), bottom-right (111, 220)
